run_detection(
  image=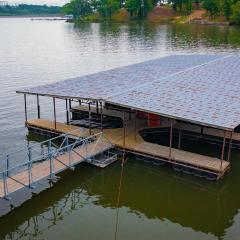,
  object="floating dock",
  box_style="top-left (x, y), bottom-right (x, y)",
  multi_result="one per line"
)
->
top-left (6, 53), bottom-right (240, 203)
